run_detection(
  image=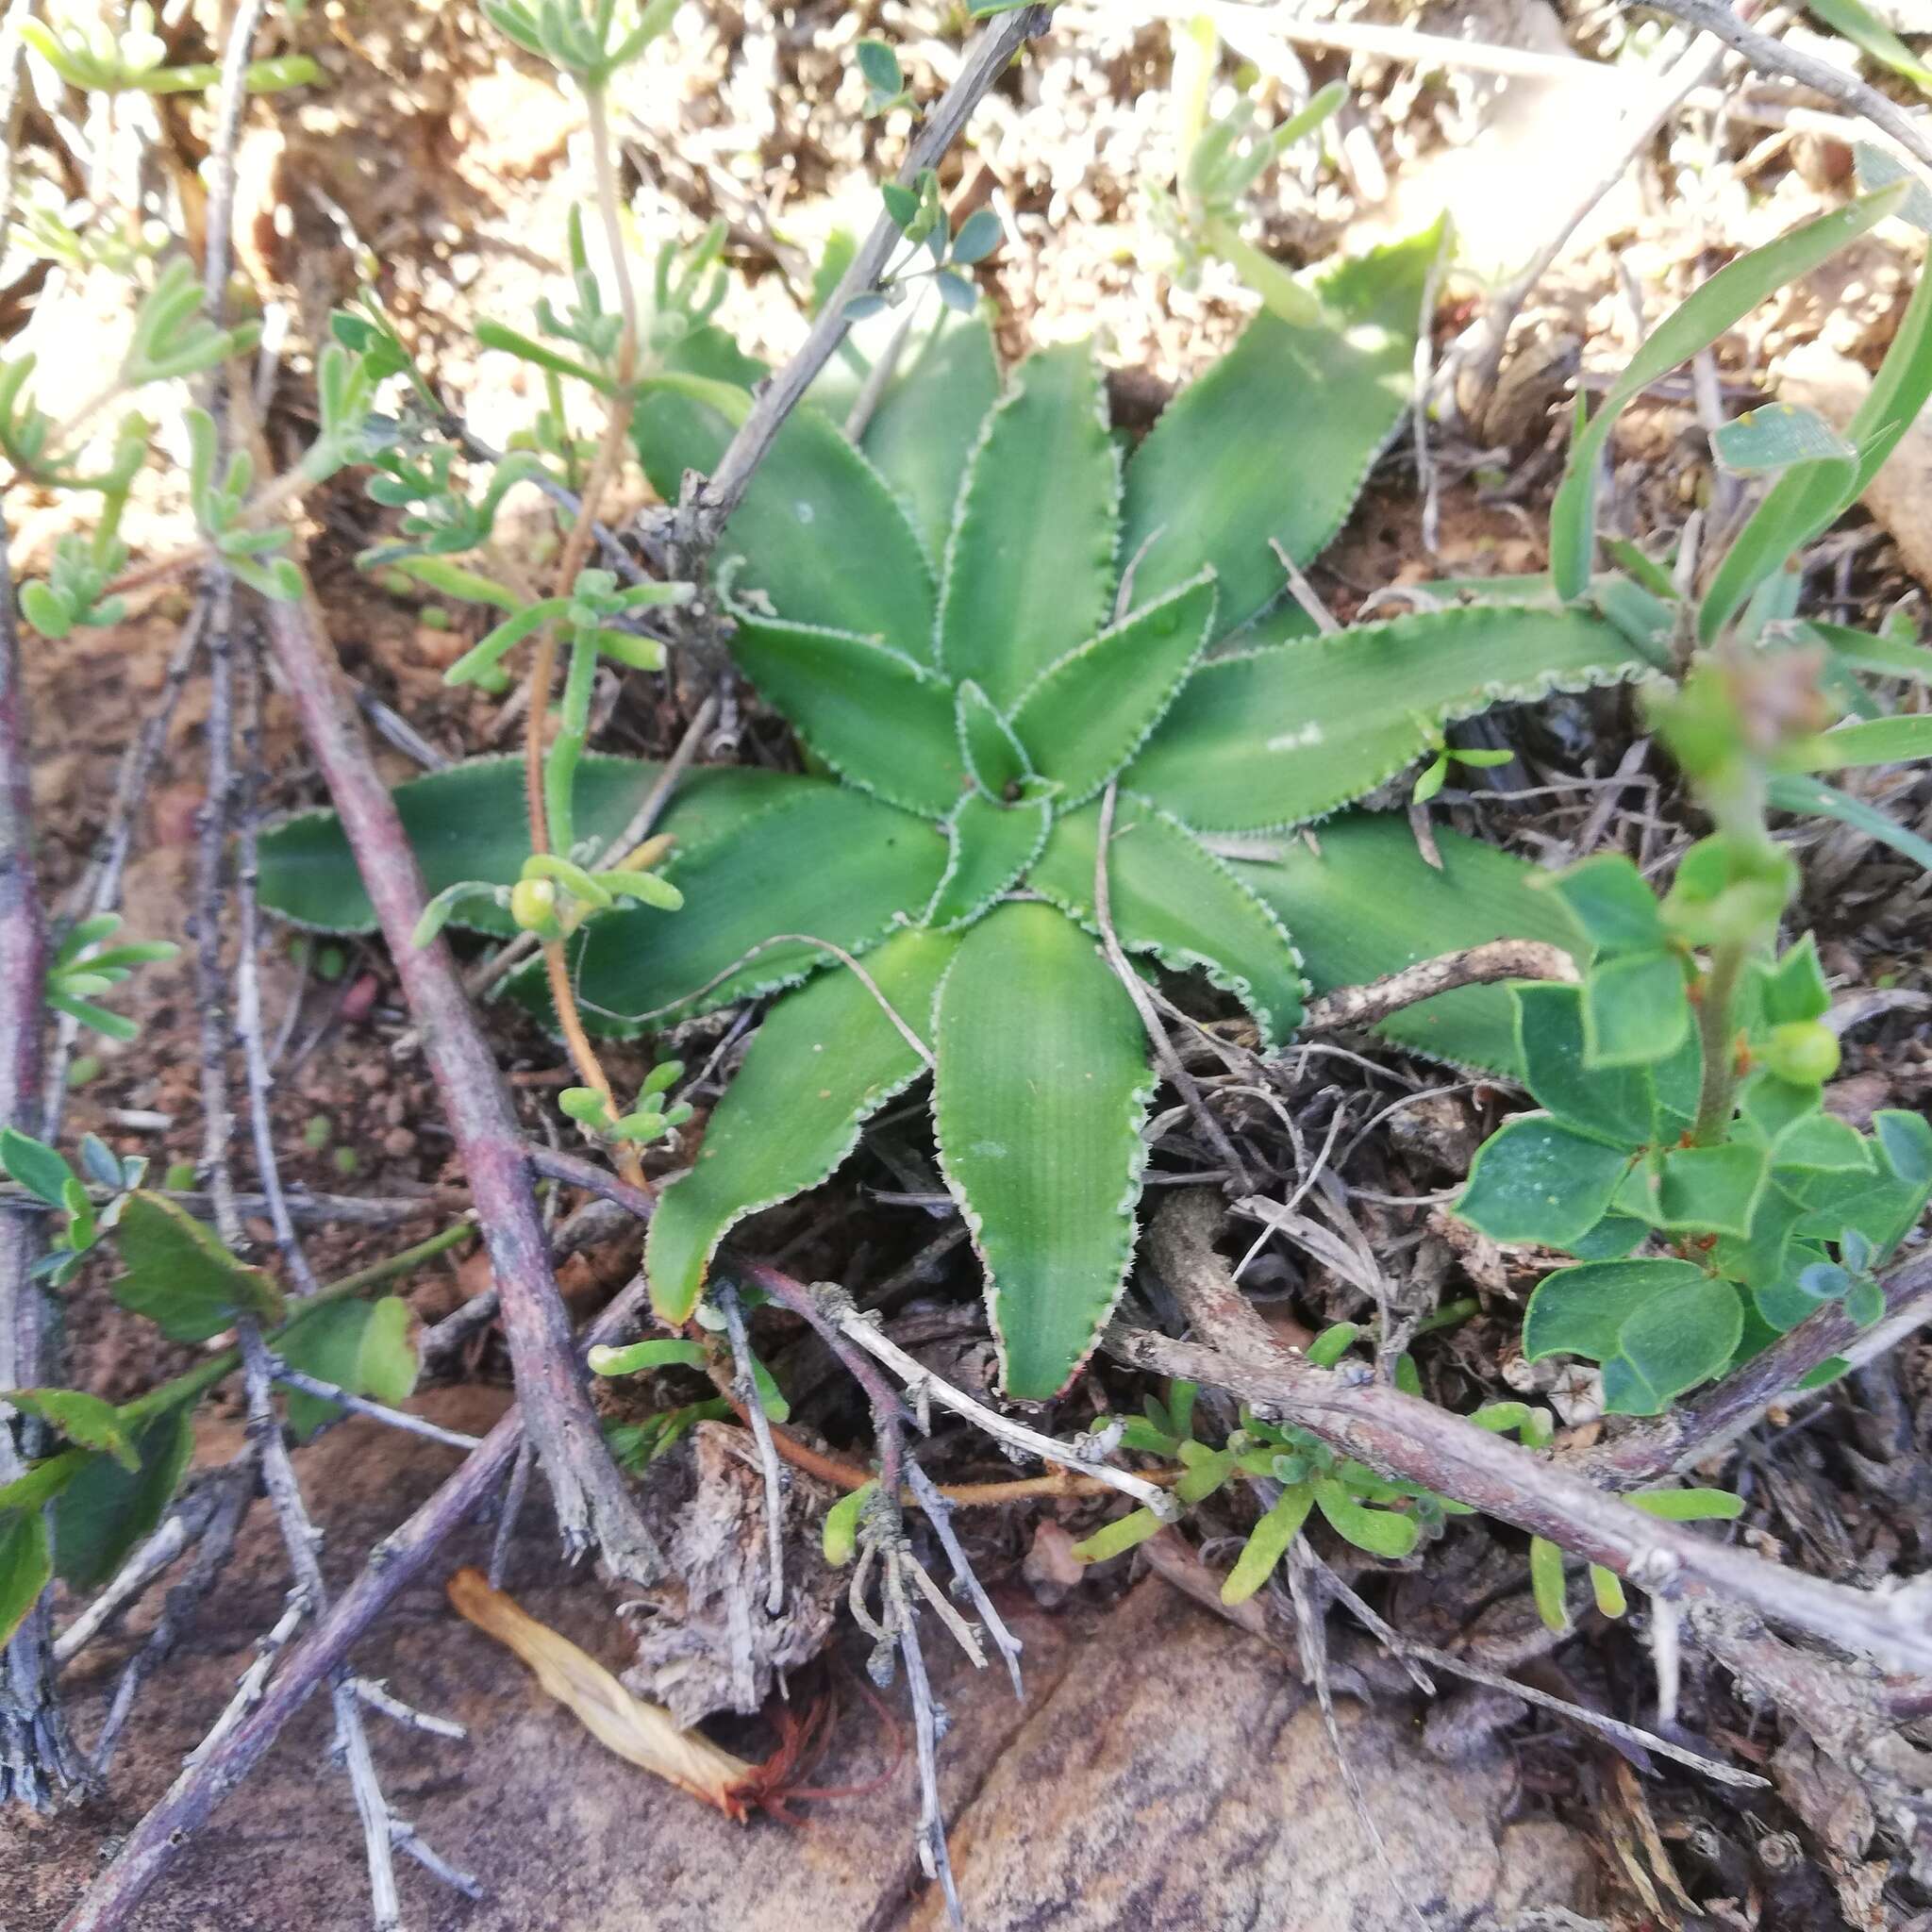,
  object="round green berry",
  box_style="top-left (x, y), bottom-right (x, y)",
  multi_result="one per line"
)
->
top-left (1761, 1020), bottom-right (1840, 1087)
